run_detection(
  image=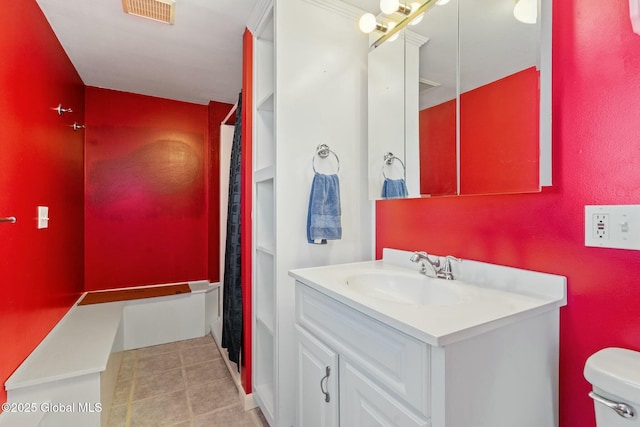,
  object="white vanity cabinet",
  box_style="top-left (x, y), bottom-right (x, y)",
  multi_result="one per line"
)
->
top-left (294, 274), bottom-right (563, 427)
top-left (296, 326), bottom-right (339, 427)
top-left (295, 282), bottom-right (431, 427)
